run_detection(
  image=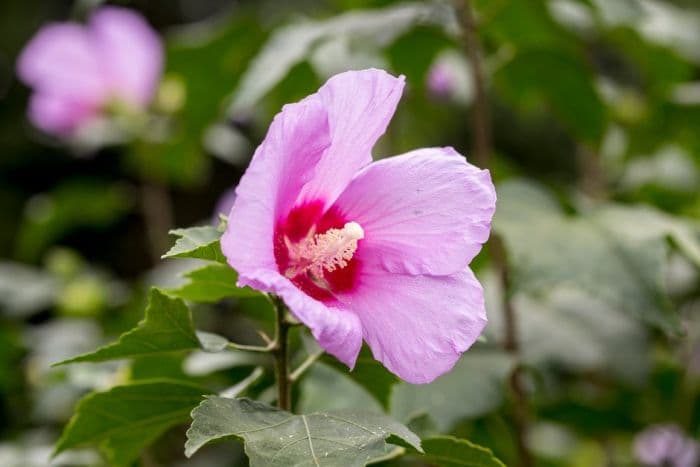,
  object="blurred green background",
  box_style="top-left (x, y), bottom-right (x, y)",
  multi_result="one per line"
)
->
top-left (1, 0), bottom-right (700, 466)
